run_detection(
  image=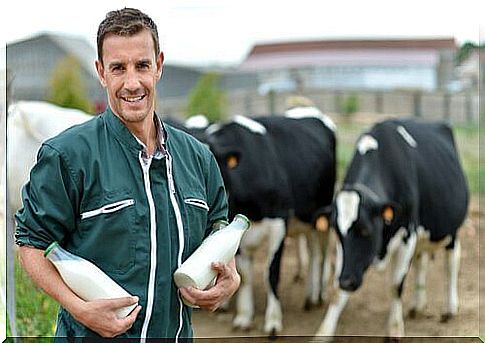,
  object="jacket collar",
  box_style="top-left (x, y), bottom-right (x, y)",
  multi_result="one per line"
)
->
top-left (104, 106), bottom-right (170, 154)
